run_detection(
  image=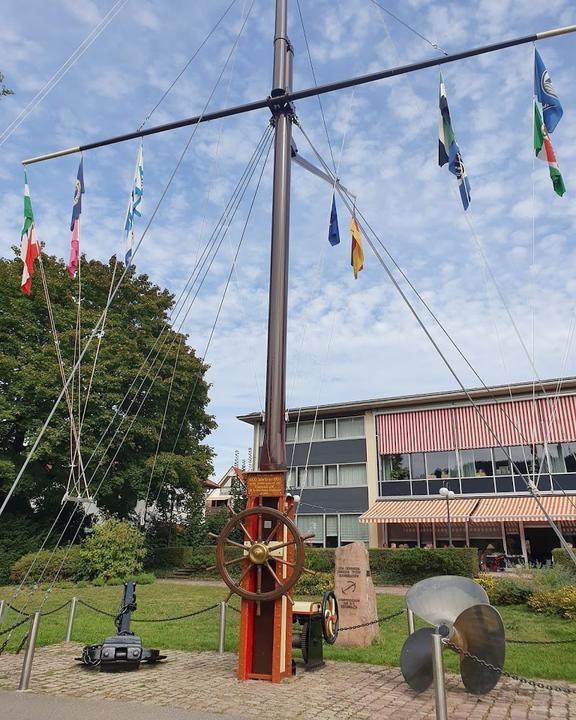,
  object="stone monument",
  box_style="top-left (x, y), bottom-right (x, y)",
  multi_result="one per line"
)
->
top-left (334, 542), bottom-right (378, 647)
